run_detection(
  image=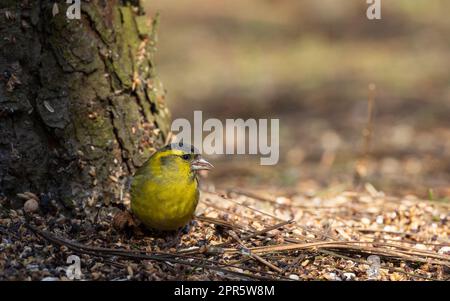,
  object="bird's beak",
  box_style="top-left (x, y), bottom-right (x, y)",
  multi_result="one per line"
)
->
top-left (191, 157), bottom-right (214, 171)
